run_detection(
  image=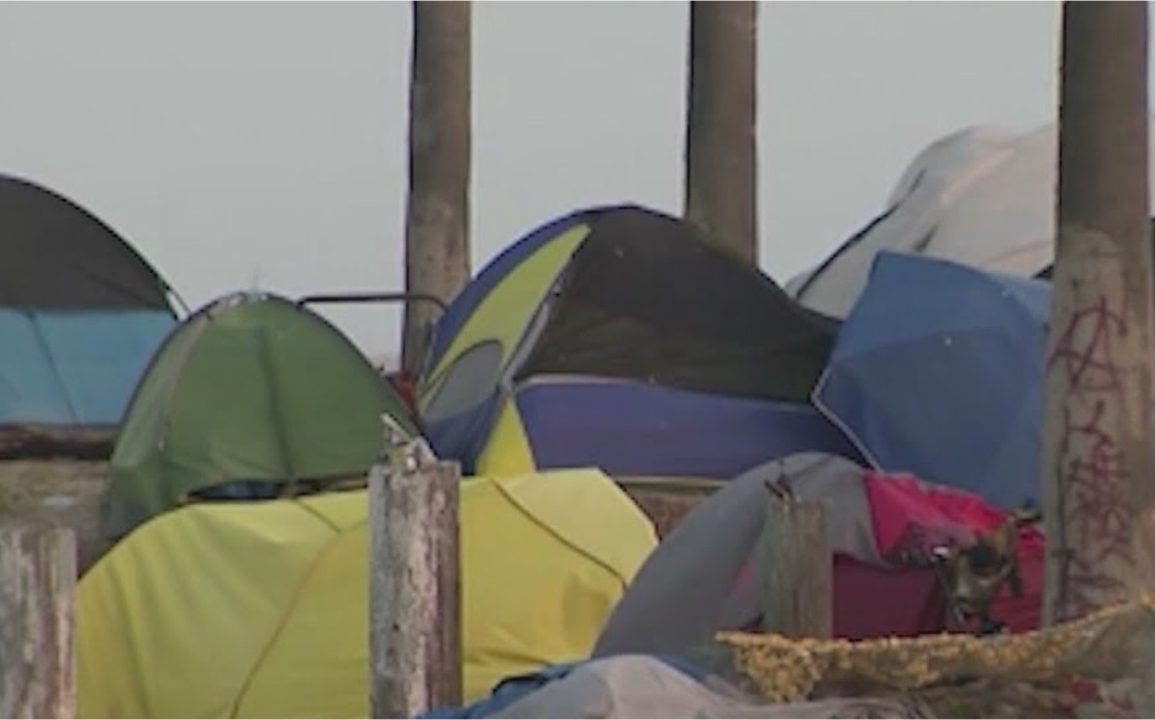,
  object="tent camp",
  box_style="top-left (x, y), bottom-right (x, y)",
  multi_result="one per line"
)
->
top-left (420, 205), bottom-right (862, 479)
top-left (815, 252), bottom-right (1050, 509)
top-left (786, 117), bottom-right (1155, 317)
top-left (77, 468), bottom-right (658, 718)
top-left (0, 175), bottom-right (176, 452)
top-left (593, 453), bottom-right (1043, 658)
top-left (102, 292), bottom-right (416, 541)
